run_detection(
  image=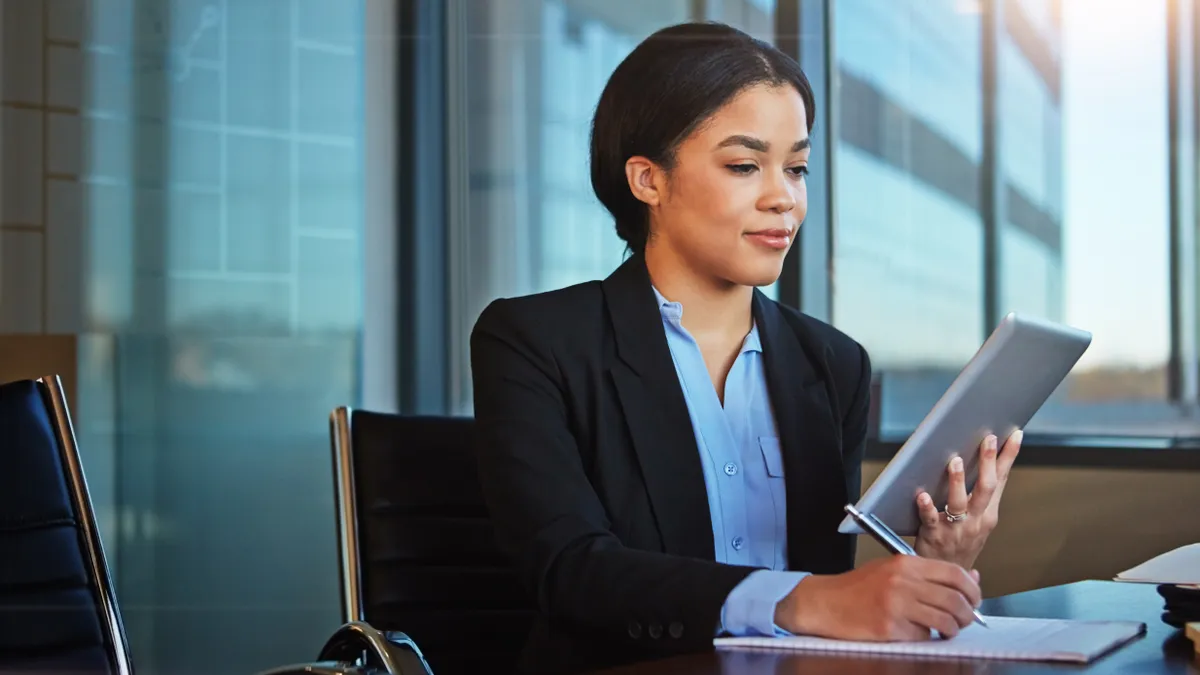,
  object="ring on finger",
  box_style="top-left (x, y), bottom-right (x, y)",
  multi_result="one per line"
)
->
top-left (944, 505), bottom-right (968, 523)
